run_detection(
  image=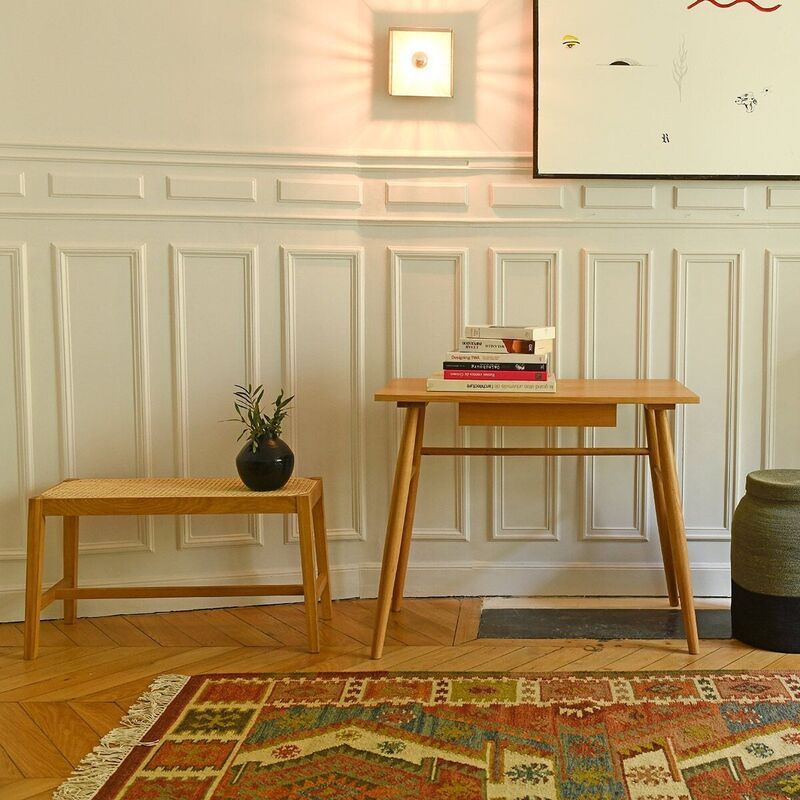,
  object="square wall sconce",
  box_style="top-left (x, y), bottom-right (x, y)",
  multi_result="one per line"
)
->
top-left (388, 27), bottom-right (454, 98)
